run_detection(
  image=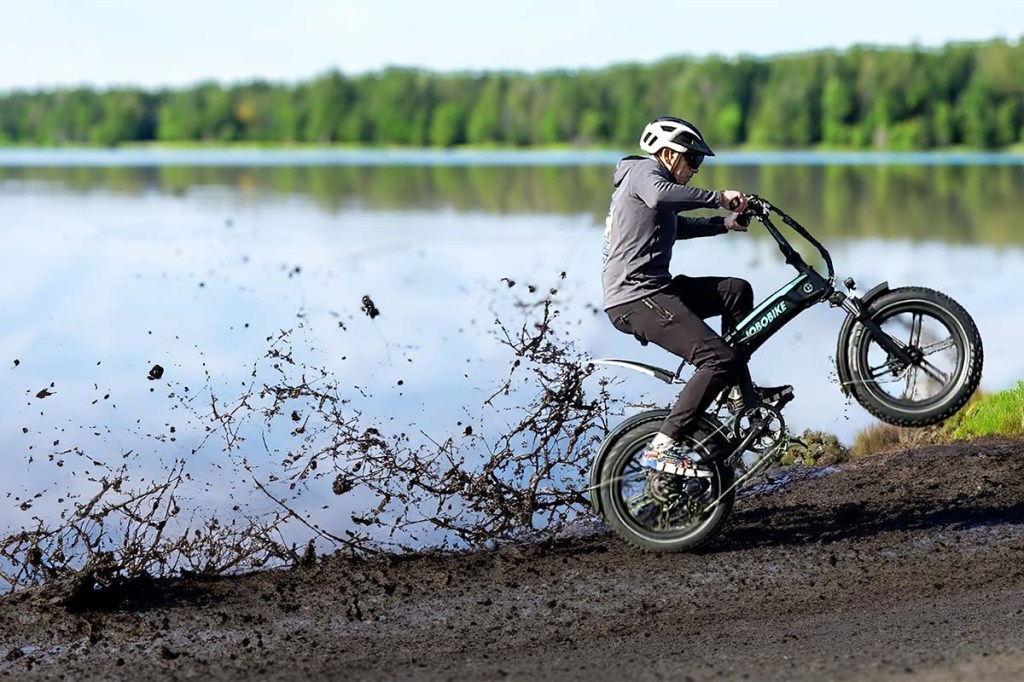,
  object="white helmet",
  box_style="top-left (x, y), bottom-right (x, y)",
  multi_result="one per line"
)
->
top-left (639, 116), bottom-right (715, 156)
